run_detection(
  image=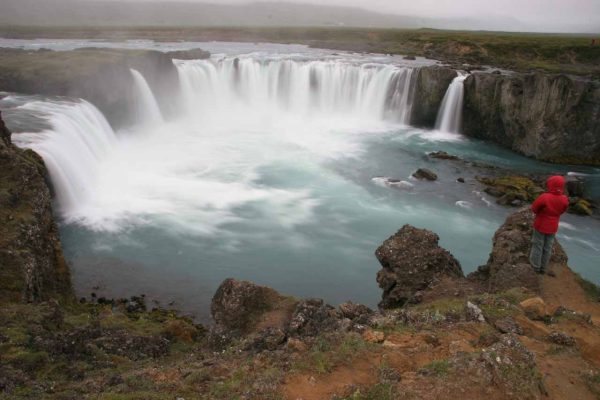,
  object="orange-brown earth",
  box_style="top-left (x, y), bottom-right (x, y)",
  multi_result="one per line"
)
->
top-left (282, 262), bottom-right (600, 400)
